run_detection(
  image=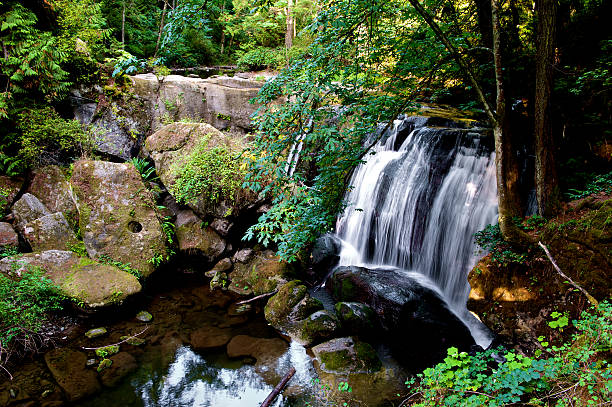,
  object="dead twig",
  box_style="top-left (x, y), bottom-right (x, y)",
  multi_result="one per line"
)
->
top-left (236, 290), bottom-right (278, 305)
top-left (538, 241), bottom-right (598, 307)
top-left (260, 367), bottom-right (296, 407)
top-left (81, 326), bottom-right (148, 351)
